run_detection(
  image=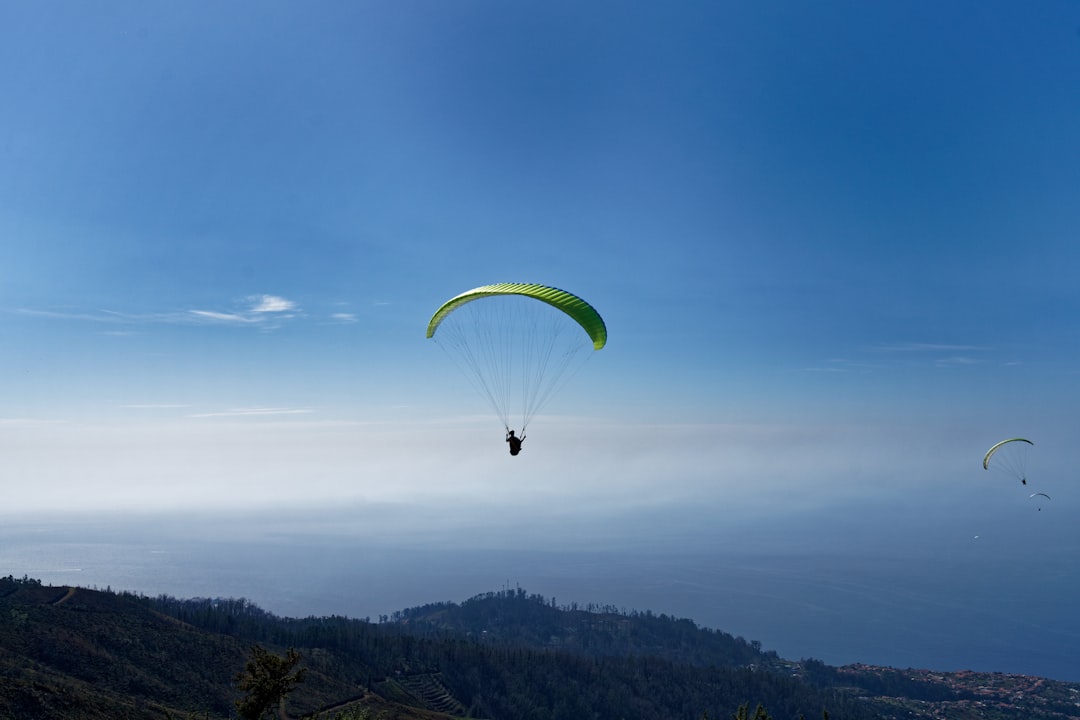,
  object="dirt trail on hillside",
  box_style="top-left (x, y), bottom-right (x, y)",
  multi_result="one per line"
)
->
top-left (51, 587), bottom-right (76, 605)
